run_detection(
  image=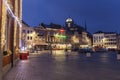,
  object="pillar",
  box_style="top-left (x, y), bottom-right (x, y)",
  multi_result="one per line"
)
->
top-left (0, 0), bottom-right (3, 79)
top-left (0, 0), bottom-right (2, 78)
